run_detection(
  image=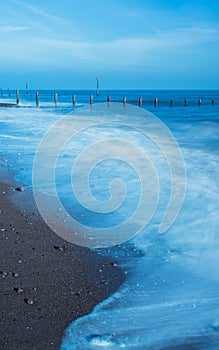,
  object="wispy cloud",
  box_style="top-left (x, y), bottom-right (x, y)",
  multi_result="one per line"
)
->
top-left (0, 25), bottom-right (29, 32)
top-left (11, 0), bottom-right (69, 24)
top-left (173, 26), bottom-right (218, 34)
top-left (1, 1), bottom-right (219, 76)
top-left (1, 22), bottom-right (218, 70)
